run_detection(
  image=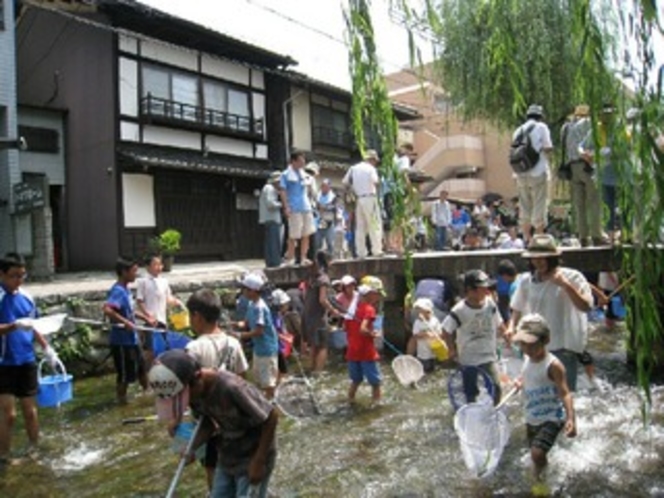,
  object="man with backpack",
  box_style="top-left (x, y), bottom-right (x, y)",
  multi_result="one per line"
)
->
top-left (510, 104), bottom-right (553, 244)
